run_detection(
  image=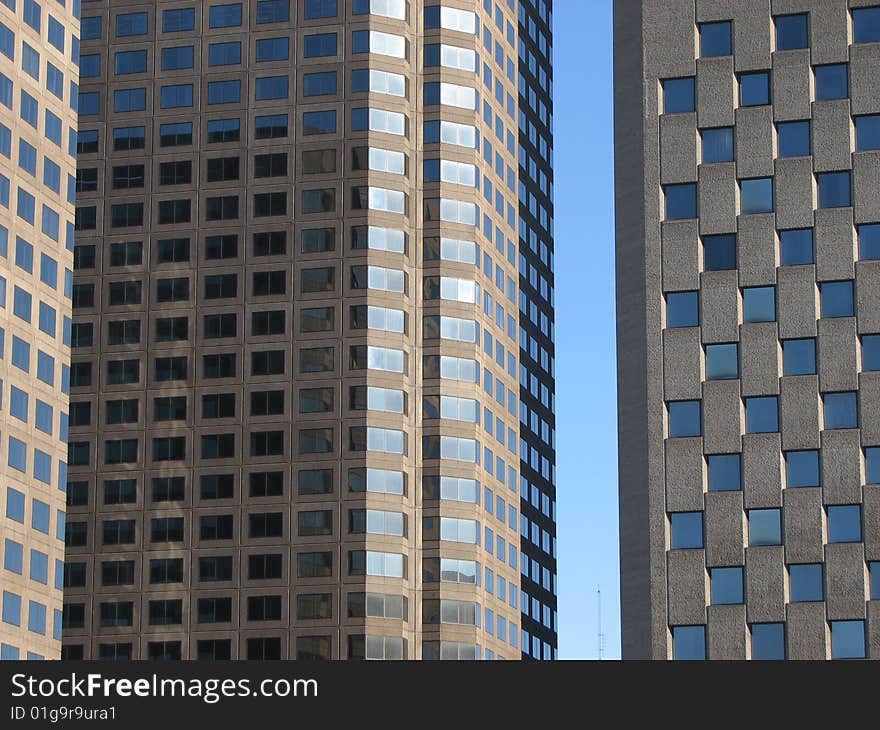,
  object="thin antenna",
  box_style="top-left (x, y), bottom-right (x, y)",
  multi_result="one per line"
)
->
top-left (597, 587), bottom-right (605, 660)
